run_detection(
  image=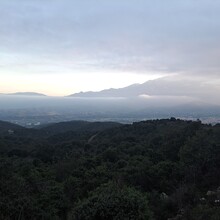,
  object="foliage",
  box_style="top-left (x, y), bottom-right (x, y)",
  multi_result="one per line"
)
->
top-left (72, 182), bottom-right (152, 220)
top-left (0, 119), bottom-right (220, 219)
